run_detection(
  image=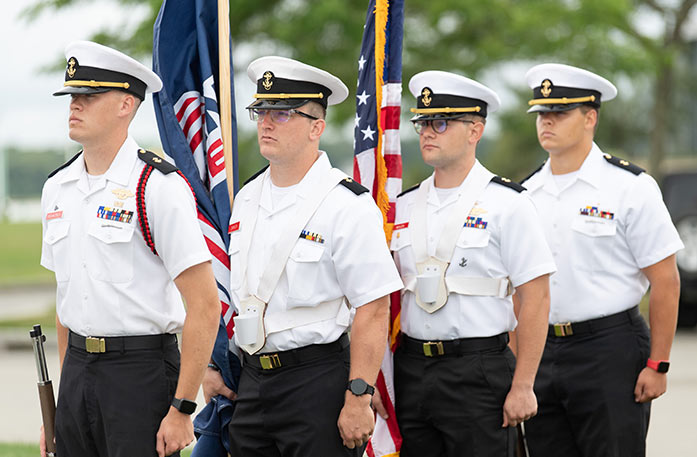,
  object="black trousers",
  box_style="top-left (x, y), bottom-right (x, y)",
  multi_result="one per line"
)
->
top-left (229, 344), bottom-right (363, 457)
top-left (524, 312), bottom-right (651, 457)
top-left (394, 336), bottom-right (517, 457)
top-left (55, 335), bottom-right (180, 457)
